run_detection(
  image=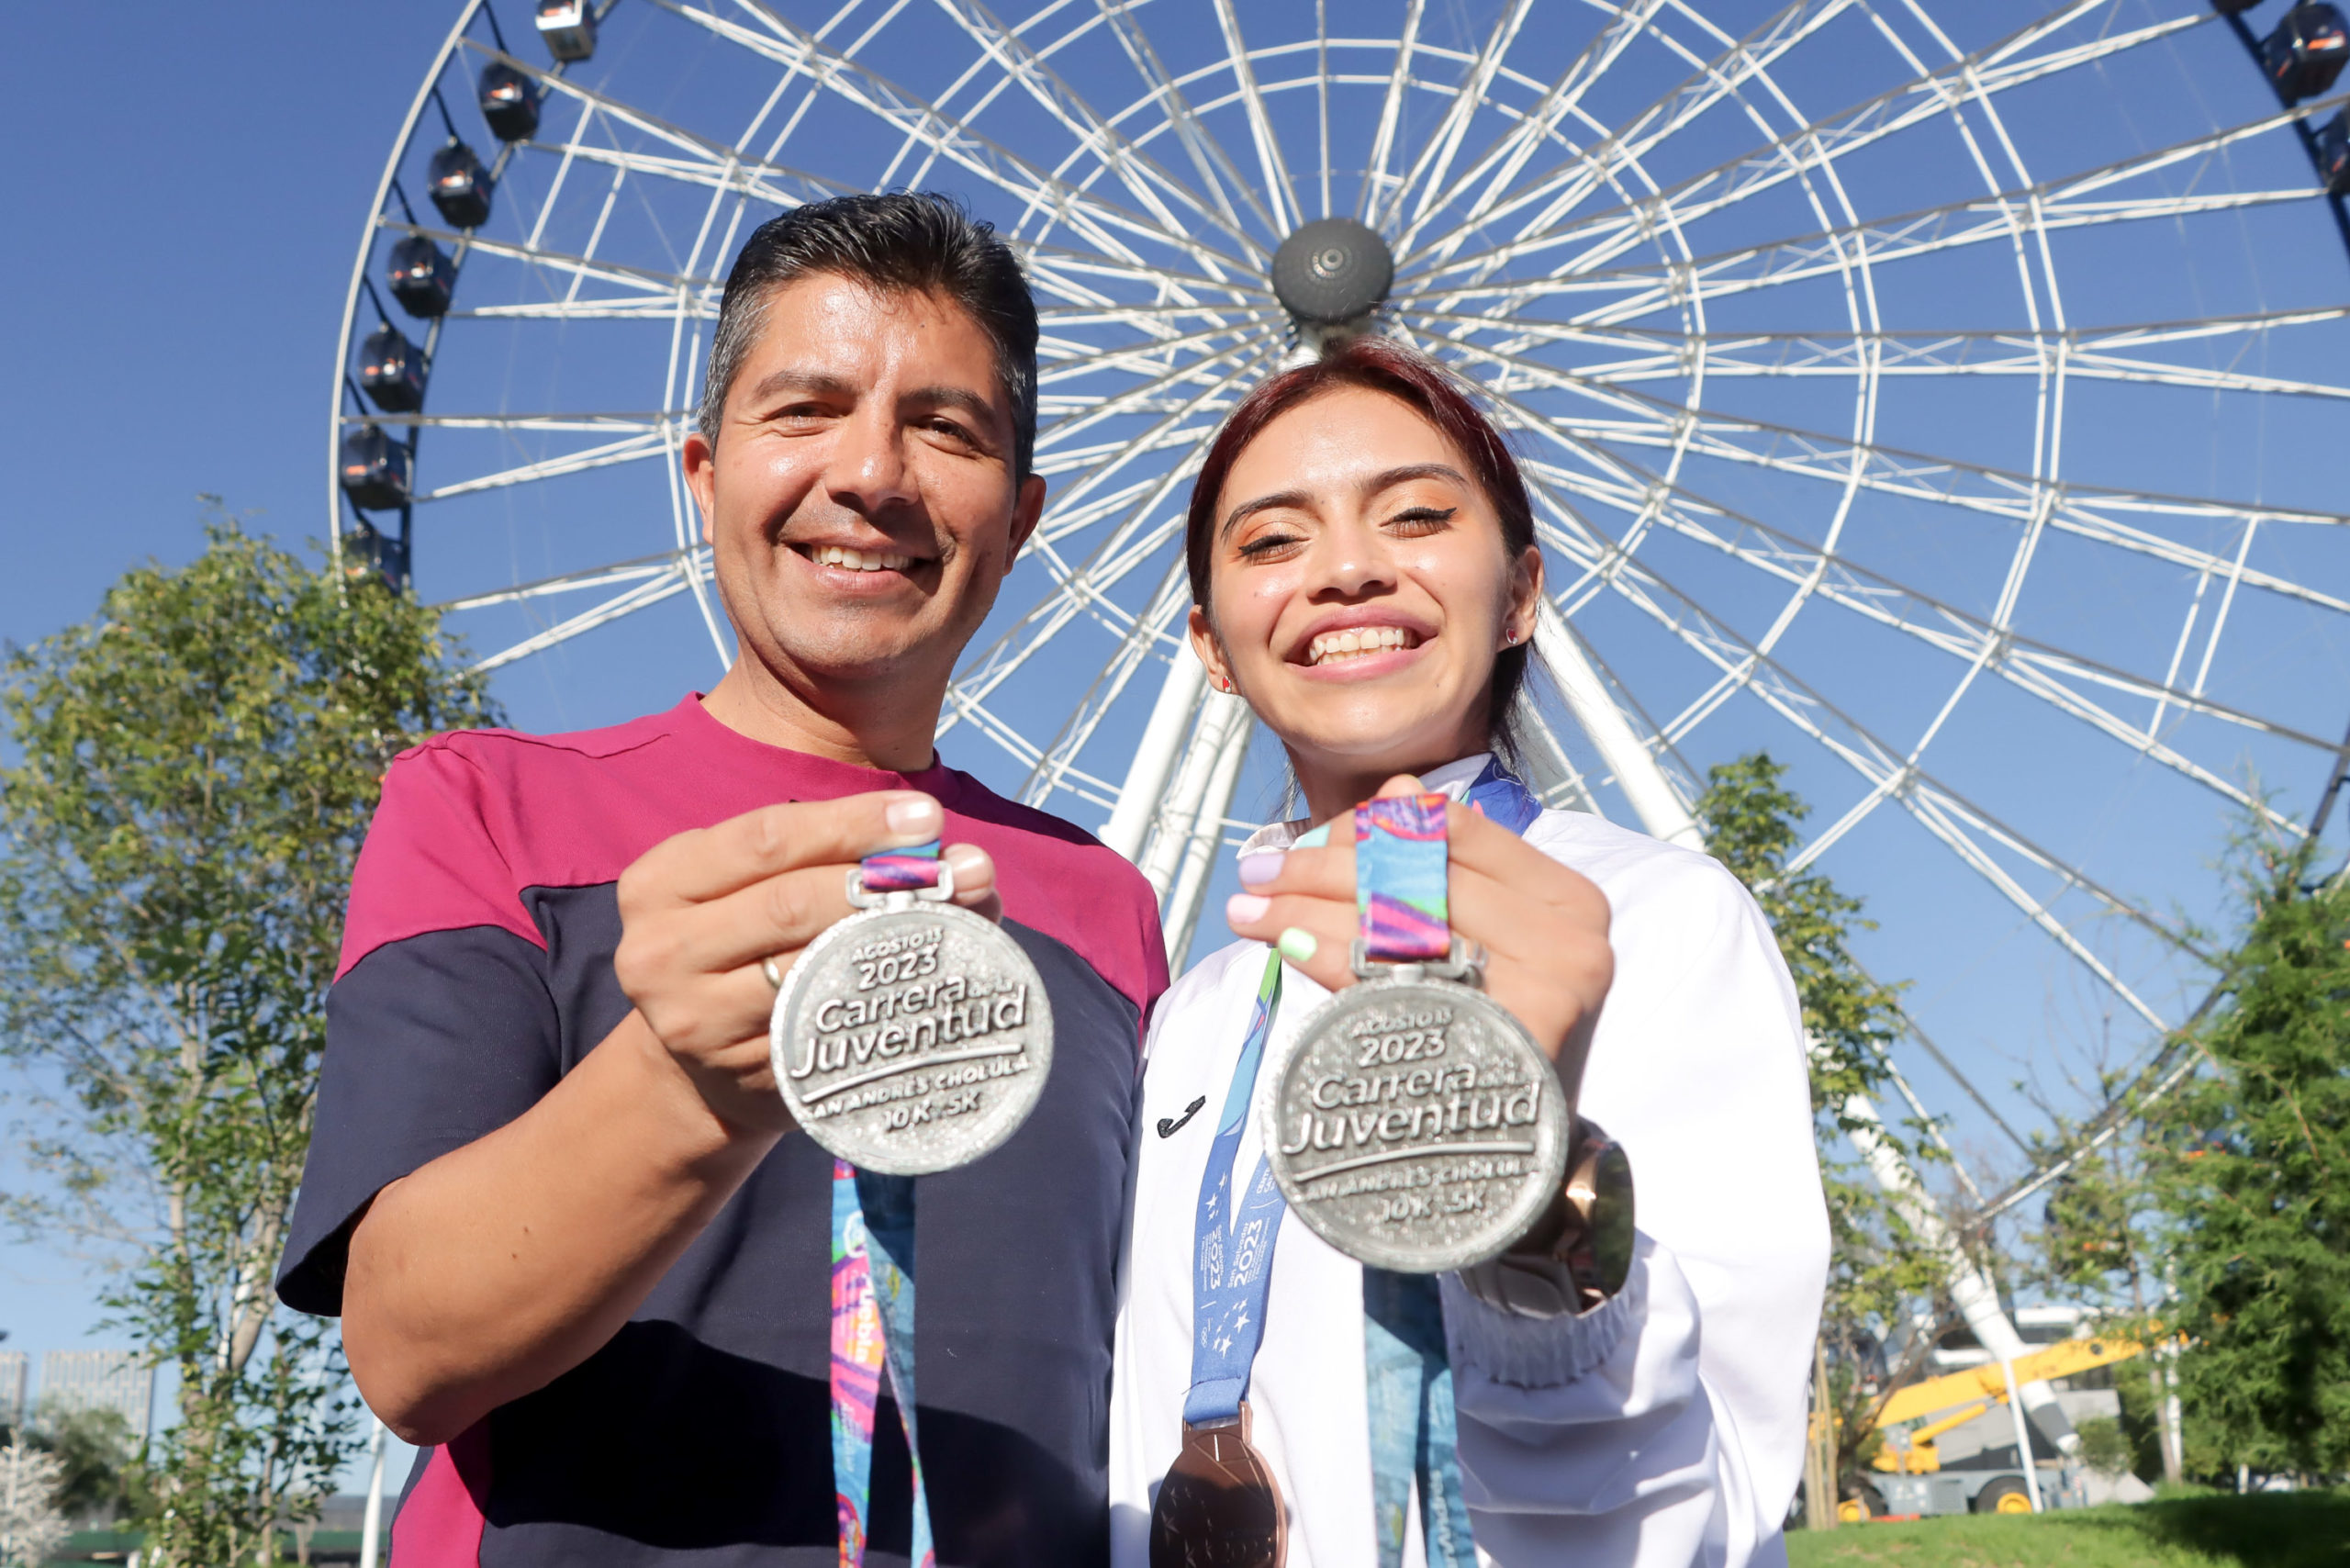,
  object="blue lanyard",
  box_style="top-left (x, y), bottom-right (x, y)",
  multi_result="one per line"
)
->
top-left (1181, 761), bottom-right (1544, 1562)
top-left (1181, 952), bottom-right (1288, 1425)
